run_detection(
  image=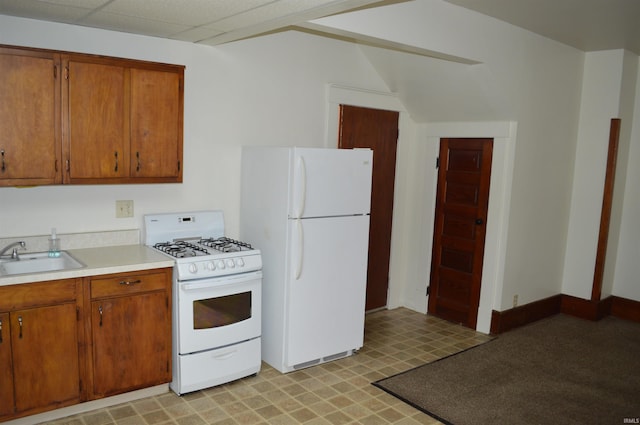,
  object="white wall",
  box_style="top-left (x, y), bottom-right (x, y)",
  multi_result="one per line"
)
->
top-left (316, 0), bottom-right (585, 316)
top-left (562, 51), bottom-right (626, 299)
top-left (602, 52), bottom-right (639, 299)
top-left (0, 15), bottom-right (392, 241)
top-left (609, 56), bottom-right (640, 301)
